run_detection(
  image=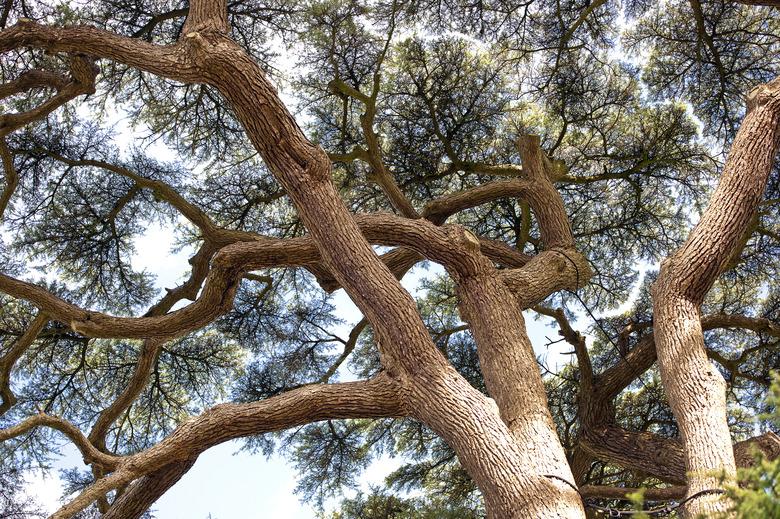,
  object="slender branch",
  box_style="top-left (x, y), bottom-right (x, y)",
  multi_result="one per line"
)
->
top-left (328, 77), bottom-right (418, 218)
top-left (0, 54), bottom-right (97, 138)
top-left (132, 8), bottom-right (189, 40)
top-left (0, 311), bottom-right (47, 415)
top-left (319, 318), bottom-right (368, 383)
top-left (0, 414), bottom-right (120, 469)
top-left (0, 68), bottom-right (68, 100)
top-left (597, 313), bottom-right (780, 399)
top-left (579, 485), bottom-right (687, 501)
